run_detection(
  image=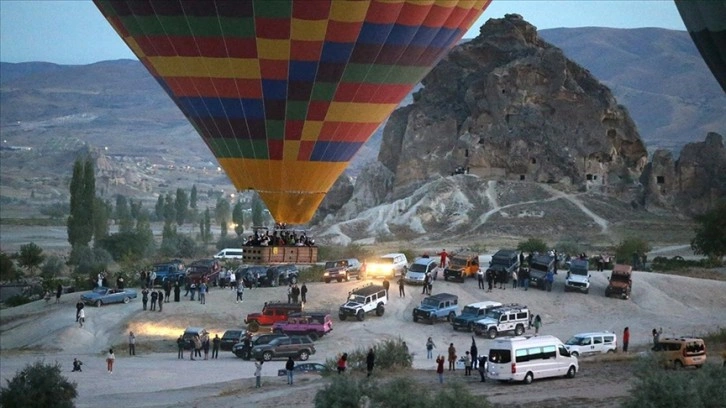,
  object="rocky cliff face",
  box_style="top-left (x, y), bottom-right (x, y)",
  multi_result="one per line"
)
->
top-left (641, 132), bottom-right (726, 214)
top-left (321, 14), bottom-right (649, 224)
